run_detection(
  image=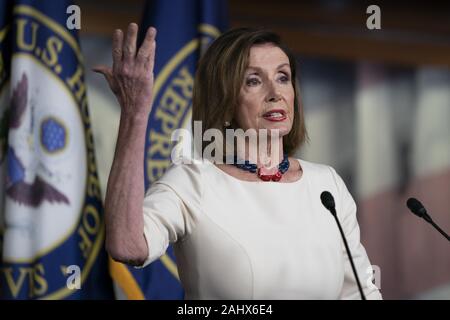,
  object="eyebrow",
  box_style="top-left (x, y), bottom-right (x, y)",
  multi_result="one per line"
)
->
top-left (246, 63), bottom-right (290, 73)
